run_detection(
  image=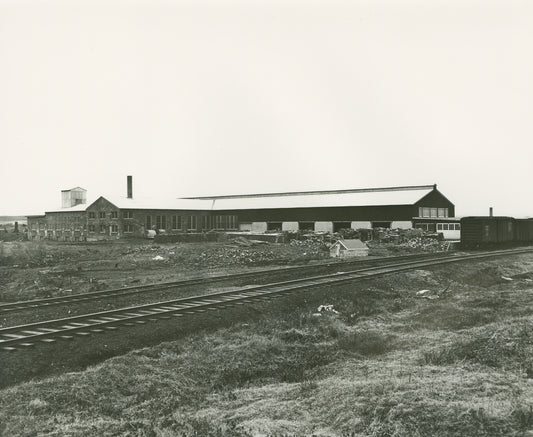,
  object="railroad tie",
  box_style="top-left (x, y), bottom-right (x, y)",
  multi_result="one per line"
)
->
top-left (21, 330), bottom-right (47, 336)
